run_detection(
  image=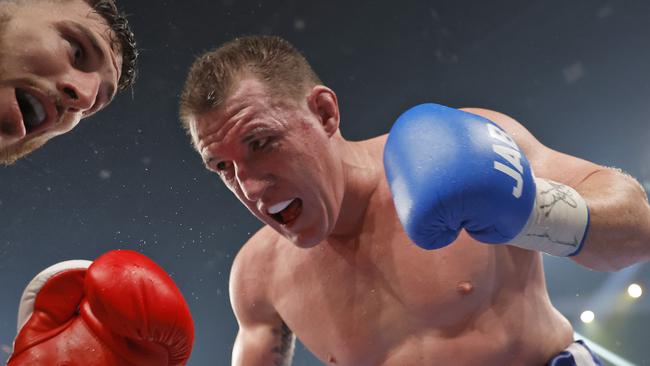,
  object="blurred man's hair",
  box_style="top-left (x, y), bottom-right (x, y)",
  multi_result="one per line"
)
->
top-left (179, 35), bottom-right (322, 132)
